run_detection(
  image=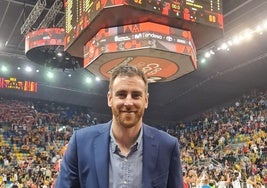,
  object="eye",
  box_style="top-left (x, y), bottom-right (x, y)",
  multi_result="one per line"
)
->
top-left (115, 91), bottom-right (126, 99)
top-left (132, 92), bottom-right (142, 99)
